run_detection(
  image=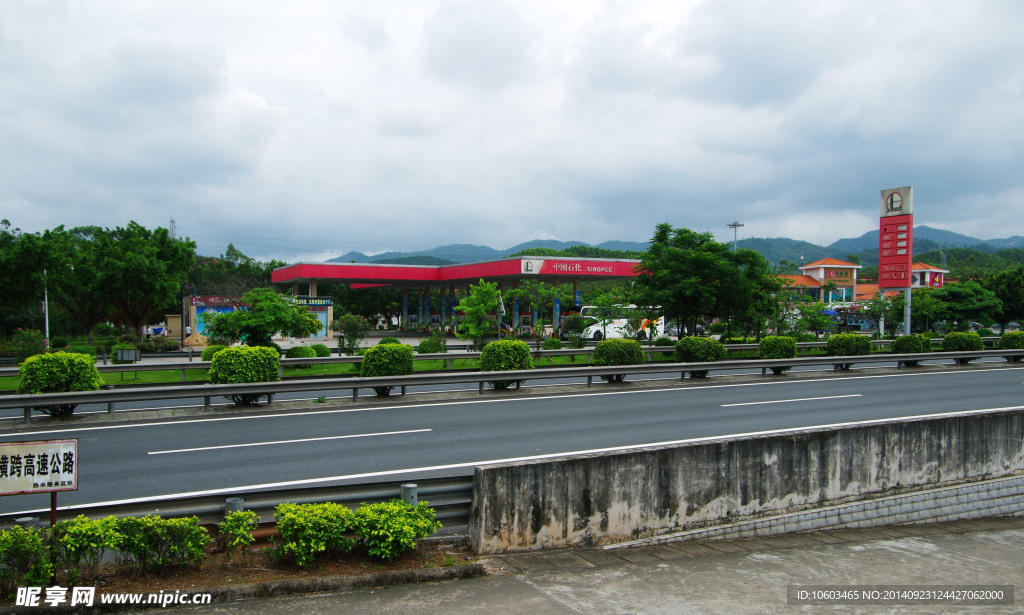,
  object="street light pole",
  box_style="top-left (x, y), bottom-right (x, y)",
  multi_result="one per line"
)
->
top-left (727, 221), bottom-right (744, 250)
